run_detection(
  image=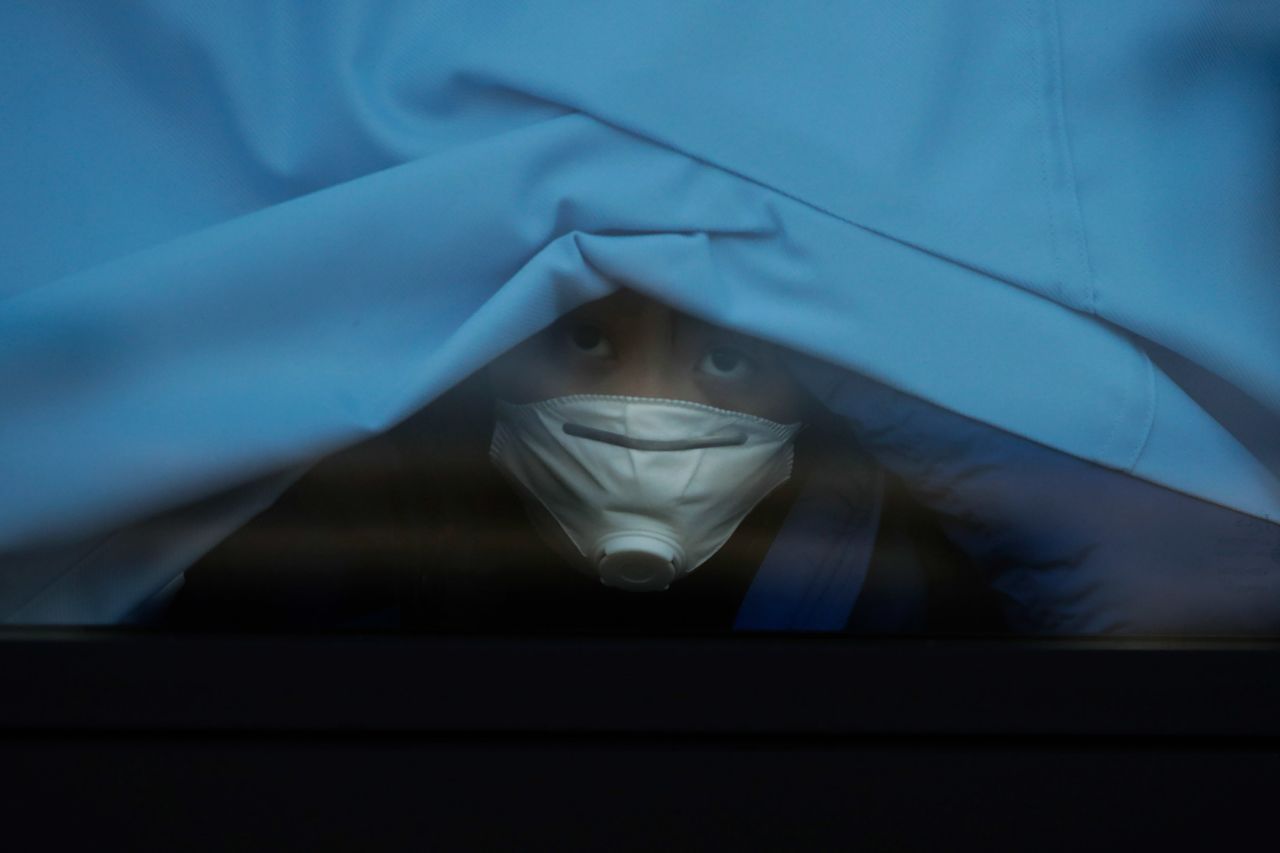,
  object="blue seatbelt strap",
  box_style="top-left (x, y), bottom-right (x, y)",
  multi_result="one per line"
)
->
top-left (734, 465), bottom-right (883, 632)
